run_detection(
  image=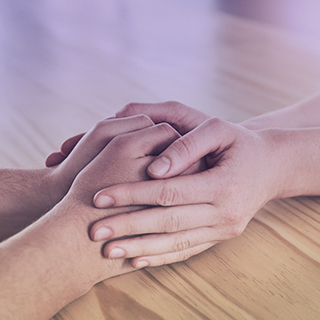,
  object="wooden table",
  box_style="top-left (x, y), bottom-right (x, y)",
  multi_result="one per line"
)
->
top-left (1, 1), bottom-right (320, 319)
